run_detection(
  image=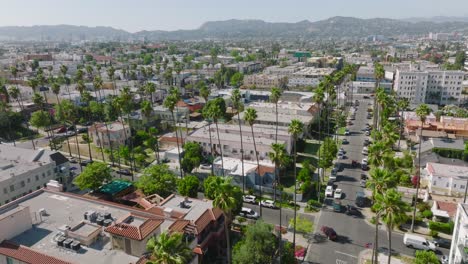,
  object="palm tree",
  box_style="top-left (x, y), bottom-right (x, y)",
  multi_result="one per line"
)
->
top-left (146, 232), bottom-right (192, 264)
top-left (144, 127), bottom-right (160, 164)
top-left (59, 65), bottom-right (71, 100)
top-left (373, 189), bottom-right (409, 264)
top-left (231, 89), bottom-right (245, 191)
top-left (411, 104), bottom-right (431, 232)
top-left (368, 141), bottom-right (390, 168)
top-left (164, 91), bottom-right (183, 177)
top-left (244, 108), bottom-right (262, 216)
top-left (8, 86), bottom-right (23, 111)
top-left (397, 98), bottom-right (409, 149)
top-left (288, 119), bottom-right (304, 249)
top-left (93, 76), bottom-right (113, 164)
top-left (107, 66), bottom-right (116, 95)
top-left (209, 101), bottom-right (225, 176)
top-left (10, 66), bottom-right (24, 110)
top-left (212, 177), bottom-right (238, 264)
top-left (312, 86), bottom-right (325, 198)
top-left (270, 87), bottom-right (282, 142)
top-left (373, 62), bottom-right (385, 129)
top-left (145, 82), bottom-right (156, 106)
top-left (268, 143), bottom-right (289, 259)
